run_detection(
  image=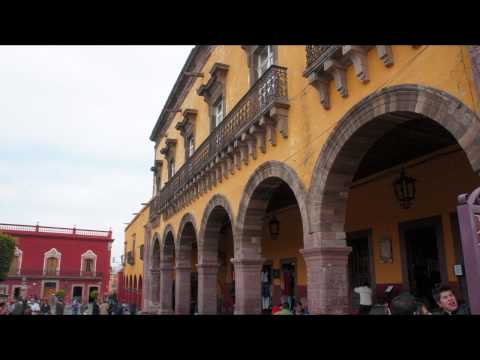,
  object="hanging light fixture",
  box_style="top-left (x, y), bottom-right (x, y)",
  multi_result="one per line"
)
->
top-left (393, 168), bottom-right (416, 209)
top-left (268, 215), bottom-right (280, 239)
